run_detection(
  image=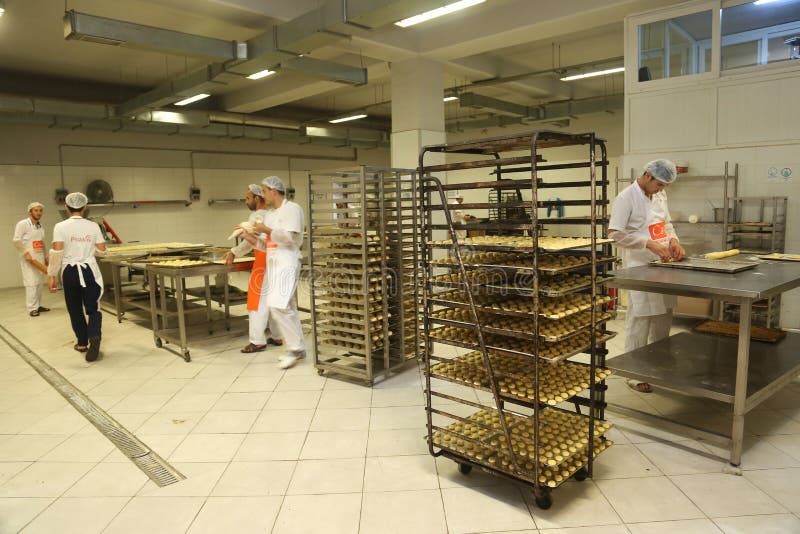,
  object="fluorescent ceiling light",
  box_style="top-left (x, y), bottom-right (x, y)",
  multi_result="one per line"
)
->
top-left (329, 114), bottom-right (367, 124)
top-left (0, 0), bottom-right (5, 17)
top-left (395, 0), bottom-right (485, 28)
top-left (560, 67), bottom-right (625, 81)
top-left (247, 69), bottom-right (276, 80)
top-left (443, 96), bottom-right (459, 102)
top-left (174, 93), bottom-right (210, 106)
top-left (753, 0), bottom-right (782, 5)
